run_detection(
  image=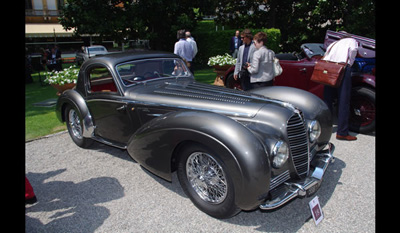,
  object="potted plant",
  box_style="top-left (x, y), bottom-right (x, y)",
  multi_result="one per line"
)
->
top-left (45, 65), bottom-right (79, 96)
top-left (207, 53), bottom-right (236, 86)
